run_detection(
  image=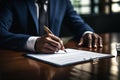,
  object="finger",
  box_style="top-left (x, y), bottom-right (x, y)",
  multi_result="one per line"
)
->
top-left (42, 48), bottom-right (55, 53)
top-left (37, 43), bottom-right (58, 53)
top-left (44, 43), bottom-right (59, 52)
top-left (45, 37), bottom-right (61, 49)
top-left (92, 34), bottom-right (98, 48)
top-left (48, 34), bottom-right (60, 42)
top-left (87, 34), bottom-right (92, 48)
top-left (59, 40), bottom-right (65, 50)
top-left (48, 34), bottom-right (64, 50)
top-left (78, 38), bottom-right (83, 46)
top-left (98, 36), bottom-right (103, 48)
